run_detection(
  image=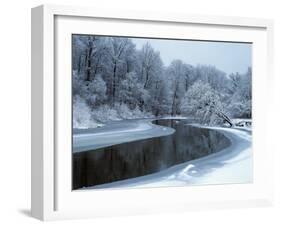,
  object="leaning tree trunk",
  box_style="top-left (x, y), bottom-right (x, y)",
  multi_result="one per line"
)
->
top-left (216, 111), bottom-right (233, 127)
